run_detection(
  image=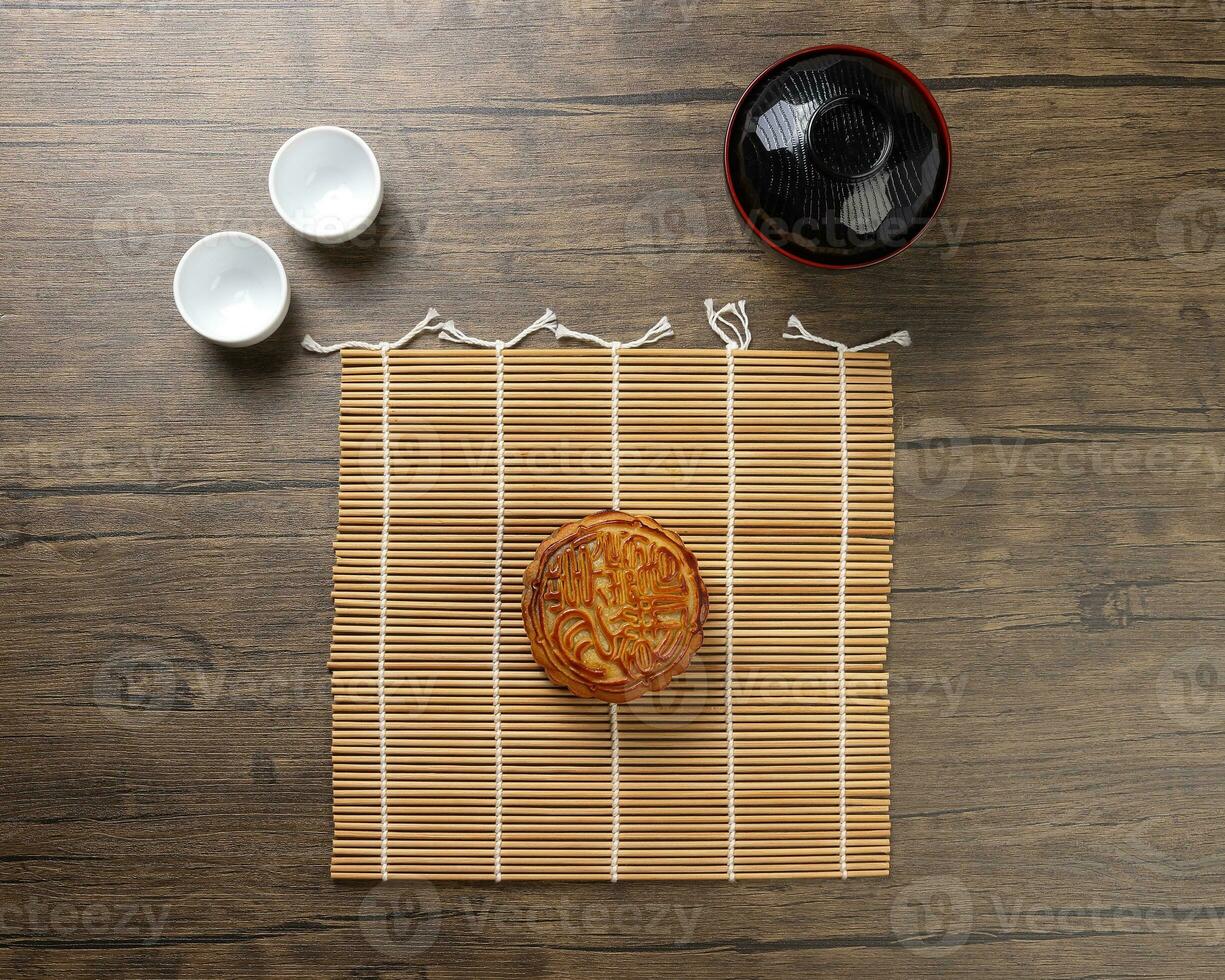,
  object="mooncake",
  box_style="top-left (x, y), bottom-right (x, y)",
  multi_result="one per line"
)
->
top-left (521, 510), bottom-right (709, 704)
